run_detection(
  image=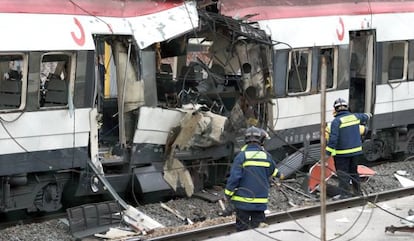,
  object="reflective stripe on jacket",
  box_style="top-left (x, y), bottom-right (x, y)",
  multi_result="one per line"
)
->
top-left (224, 143), bottom-right (279, 211)
top-left (326, 111), bottom-right (369, 157)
